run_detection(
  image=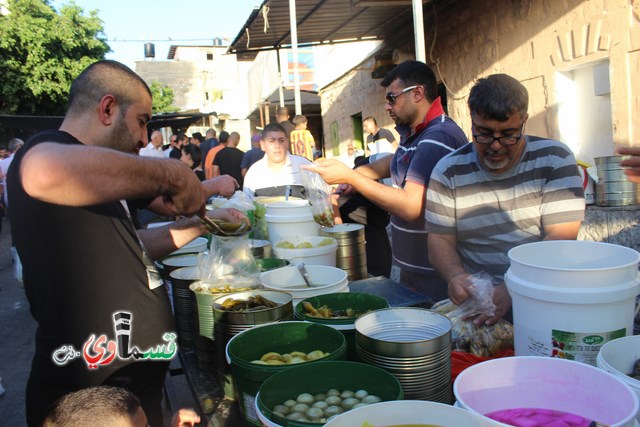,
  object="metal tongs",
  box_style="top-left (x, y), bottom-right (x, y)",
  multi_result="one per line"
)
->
top-left (198, 213), bottom-right (251, 237)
